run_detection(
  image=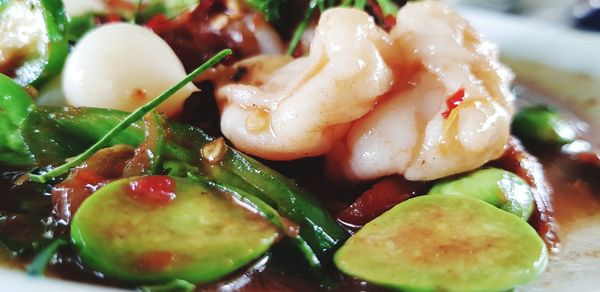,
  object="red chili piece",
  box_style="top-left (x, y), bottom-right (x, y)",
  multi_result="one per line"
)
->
top-left (103, 13), bottom-right (122, 23)
top-left (576, 152), bottom-right (600, 166)
top-left (442, 87), bottom-right (466, 119)
top-left (125, 176), bottom-right (177, 207)
top-left (145, 13), bottom-right (170, 31)
top-left (367, 0), bottom-right (397, 31)
top-left (337, 177), bottom-right (430, 228)
top-left (136, 251), bottom-right (175, 272)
